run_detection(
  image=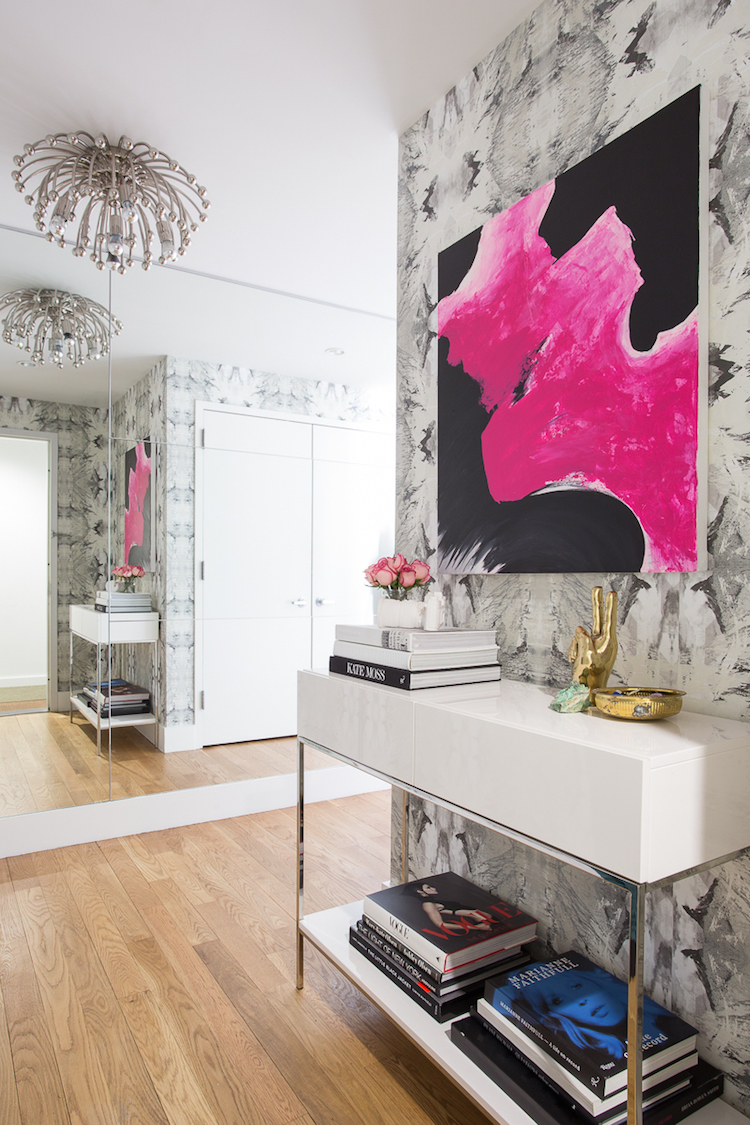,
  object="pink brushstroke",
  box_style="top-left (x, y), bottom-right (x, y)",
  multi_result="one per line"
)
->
top-left (438, 180), bottom-right (698, 572)
top-left (124, 442), bottom-right (151, 565)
